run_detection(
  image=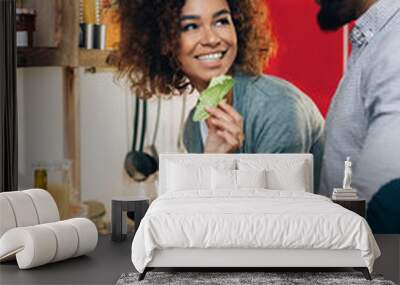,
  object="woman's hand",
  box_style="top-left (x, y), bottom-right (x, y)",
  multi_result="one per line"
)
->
top-left (204, 101), bottom-right (244, 153)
